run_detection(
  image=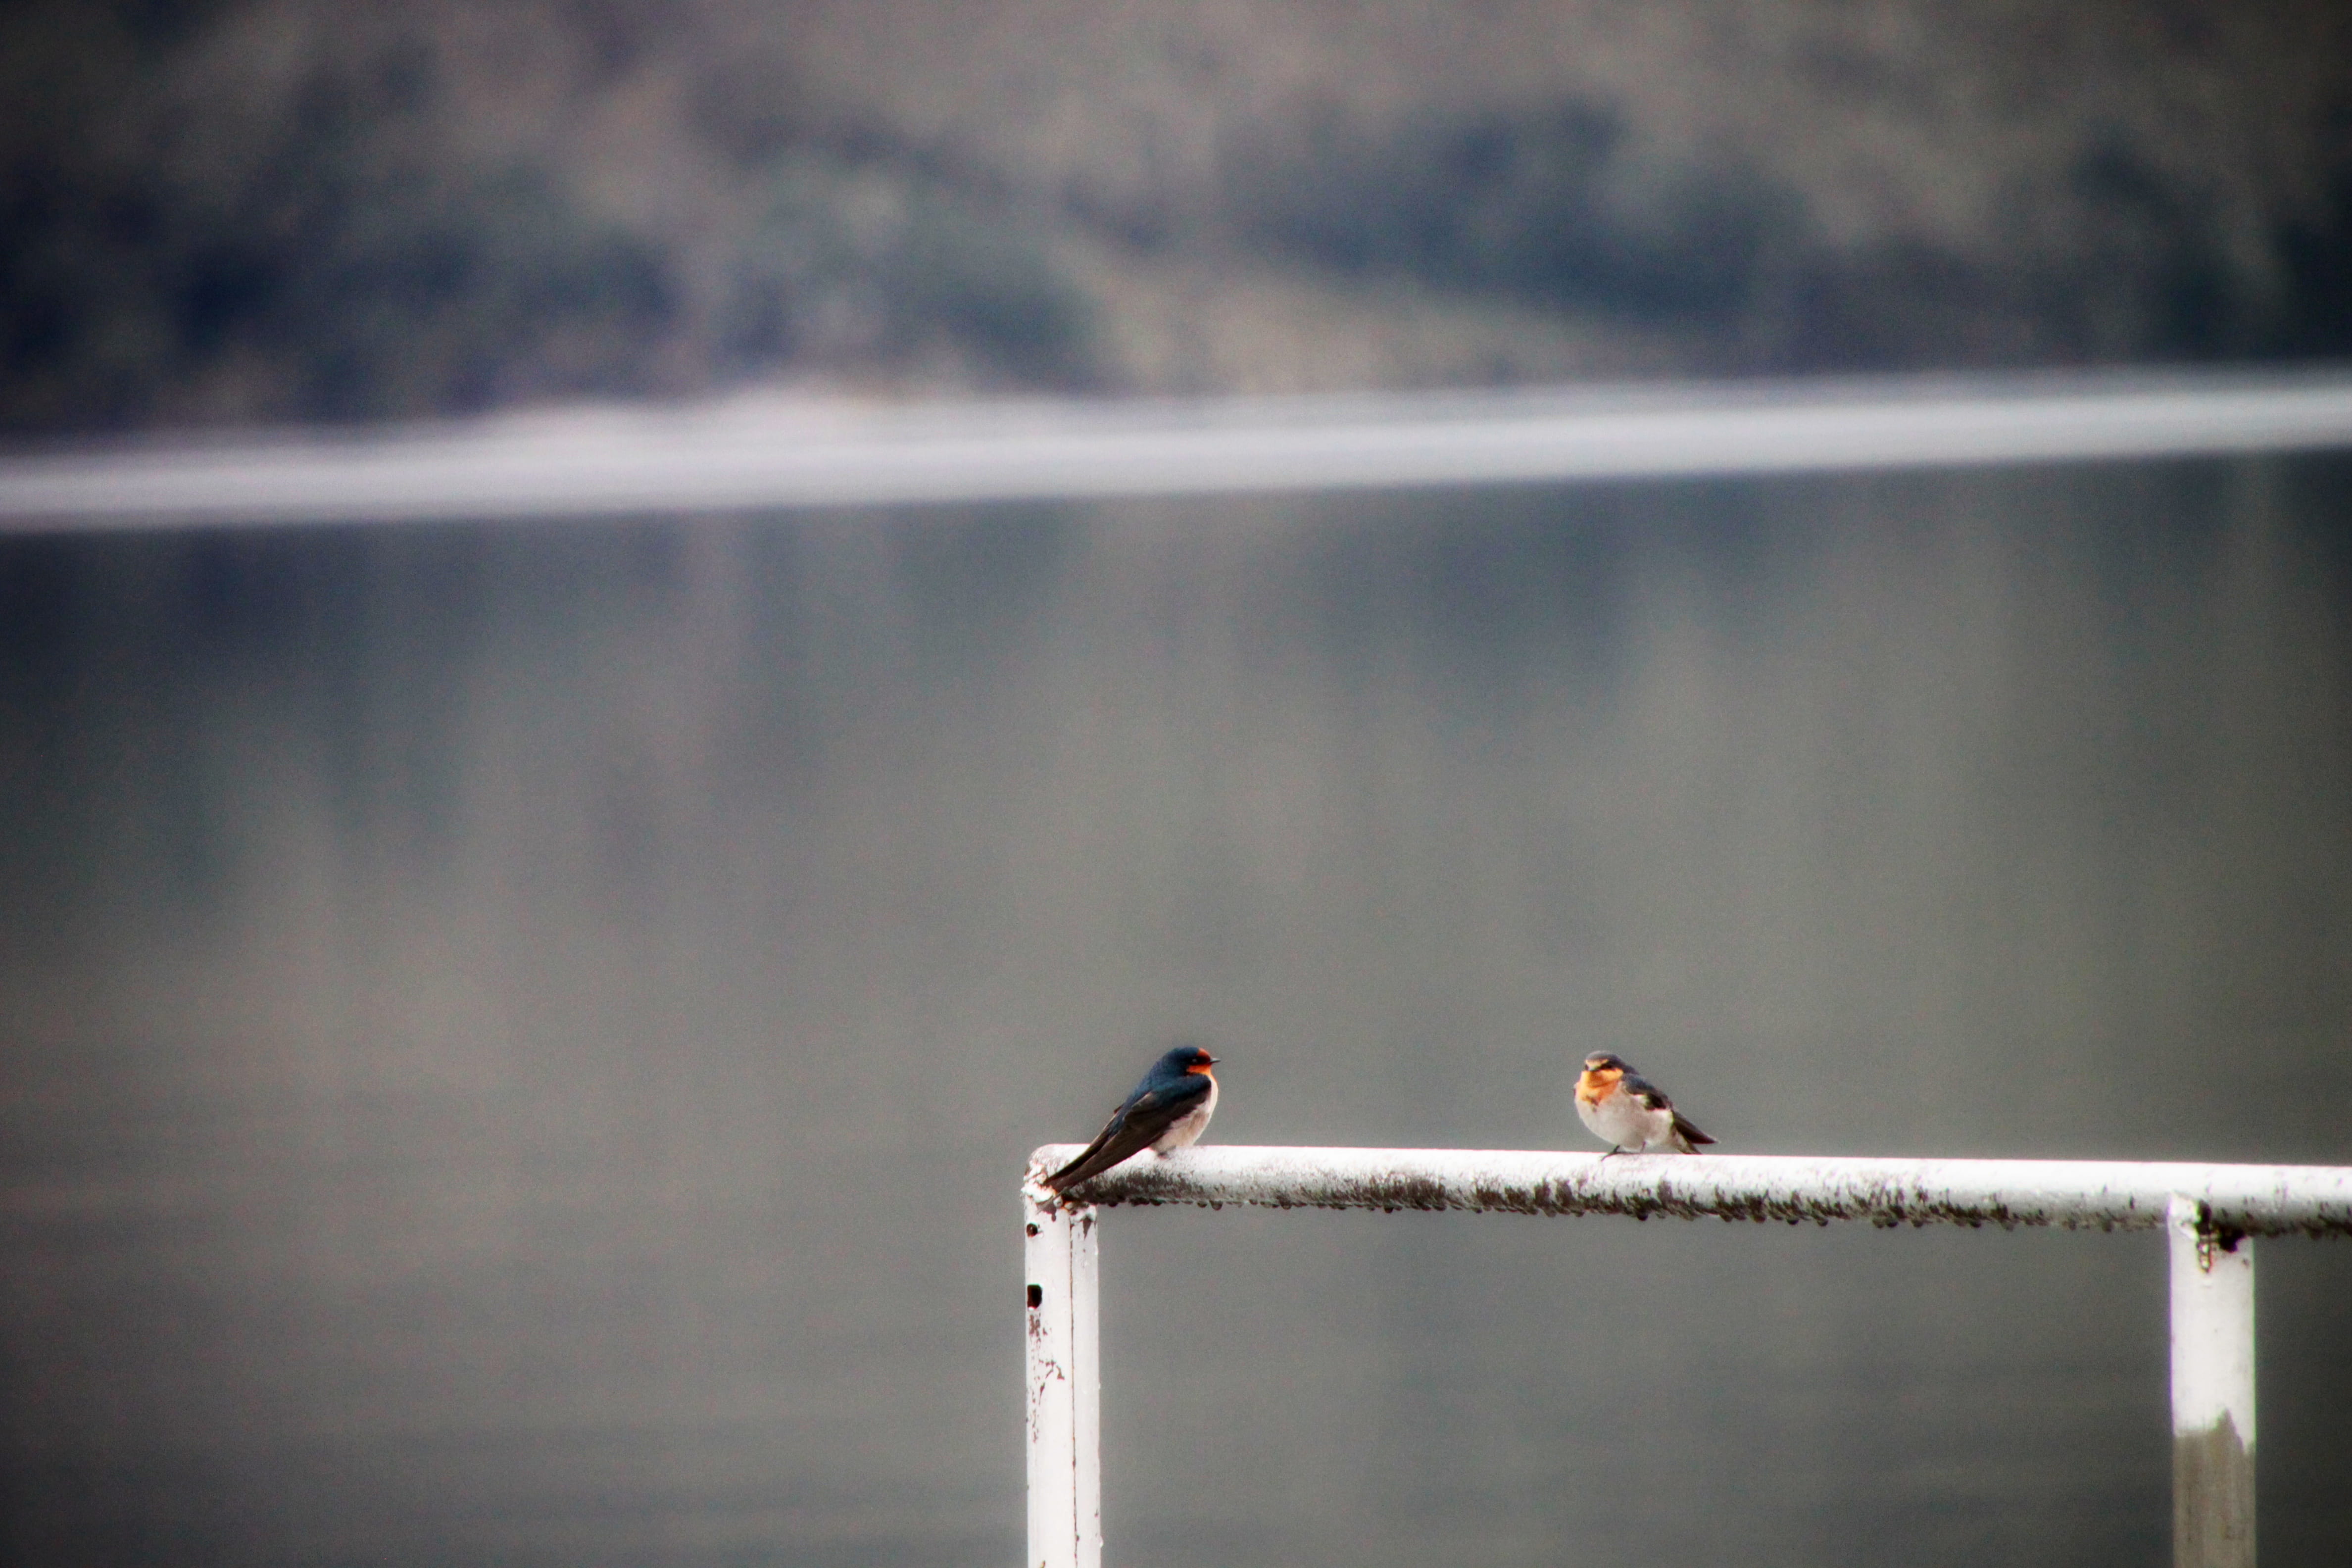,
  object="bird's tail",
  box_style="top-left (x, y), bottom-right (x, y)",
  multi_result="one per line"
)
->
top-left (1041, 1146), bottom-right (1112, 1194)
top-left (1670, 1113), bottom-right (1715, 1153)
